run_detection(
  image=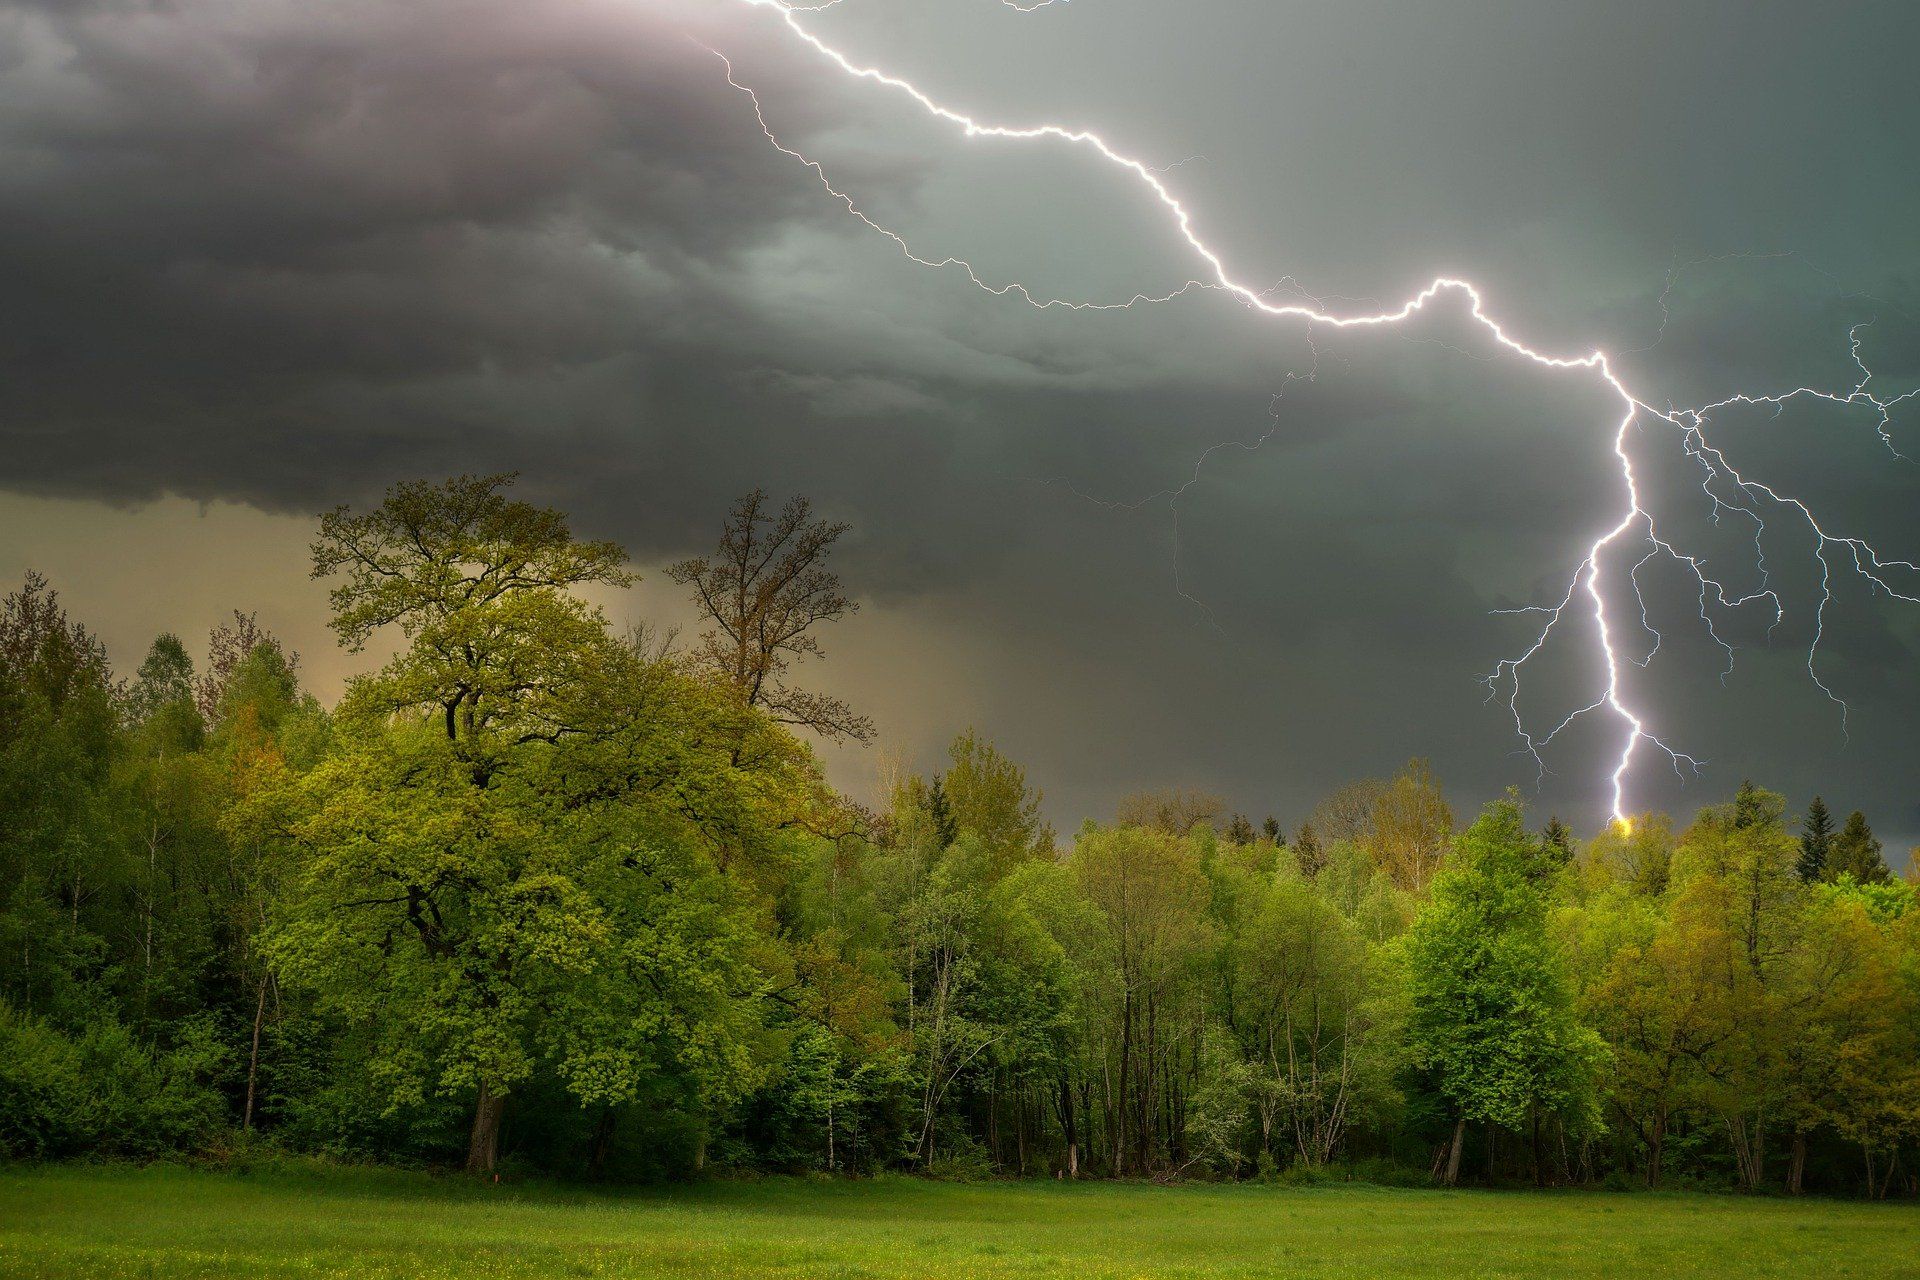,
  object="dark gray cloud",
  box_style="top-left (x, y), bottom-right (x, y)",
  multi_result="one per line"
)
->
top-left (2, 0), bottom-right (1916, 847)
